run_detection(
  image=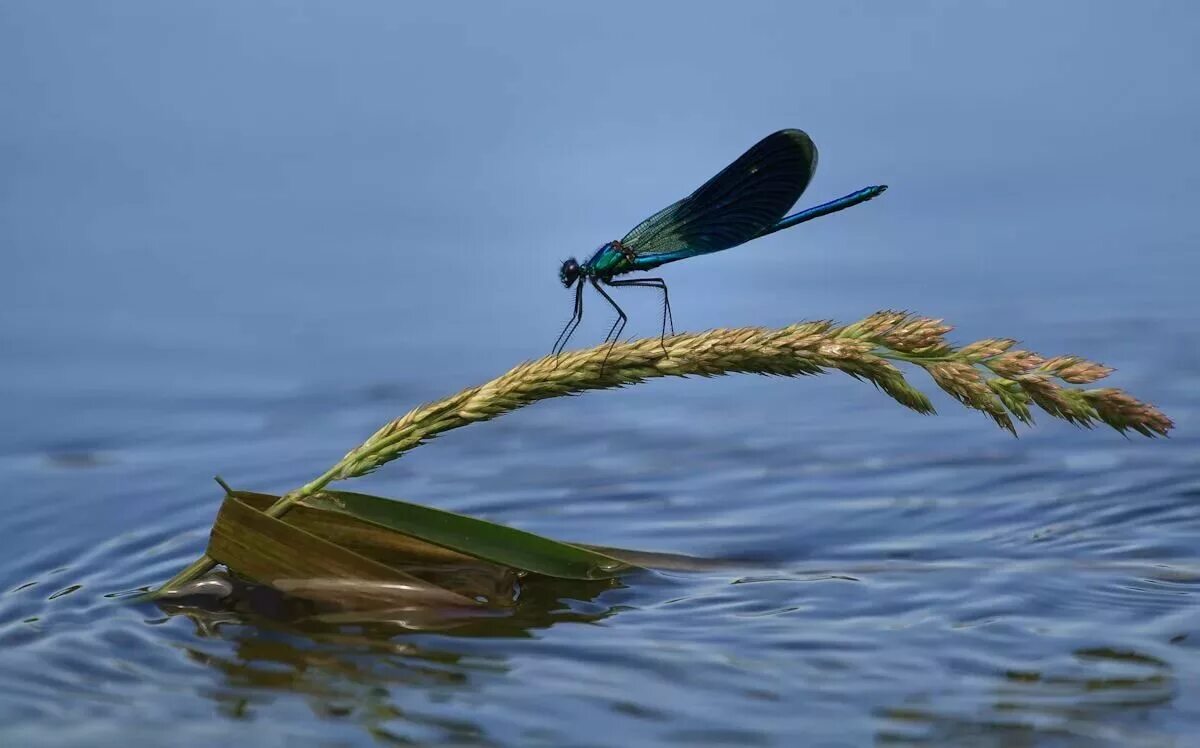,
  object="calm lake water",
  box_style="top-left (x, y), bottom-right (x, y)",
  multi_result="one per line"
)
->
top-left (3, 3), bottom-right (1199, 746)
